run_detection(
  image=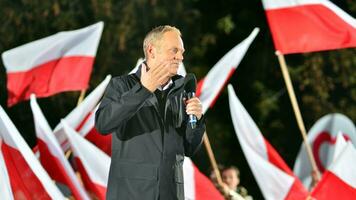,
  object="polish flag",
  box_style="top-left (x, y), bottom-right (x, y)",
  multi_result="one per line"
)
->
top-left (228, 85), bottom-right (308, 200)
top-left (196, 28), bottom-right (259, 114)
top-left (293, 113), bottom-right (356, 187)
top-left (2, 22), bottom-right (104, 106)
top-left (76, 105), bottom-right (112, 156)
top-left (183, 157), bottom-right (225, 200)
top-left (53, 75), bottom-right (111, 152)
top-left (262, 0), bottom-right (356, 54)
top-left (311, 138), bottom-right (356, 199)
top-left (0, 140), bottom-right (14, 200)
top-left (0, 105), bottom-right (65, 200)
top-left (30, 95), bottom-right (90, 200)
top-left (62, 120), bottom-right (110, 200)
